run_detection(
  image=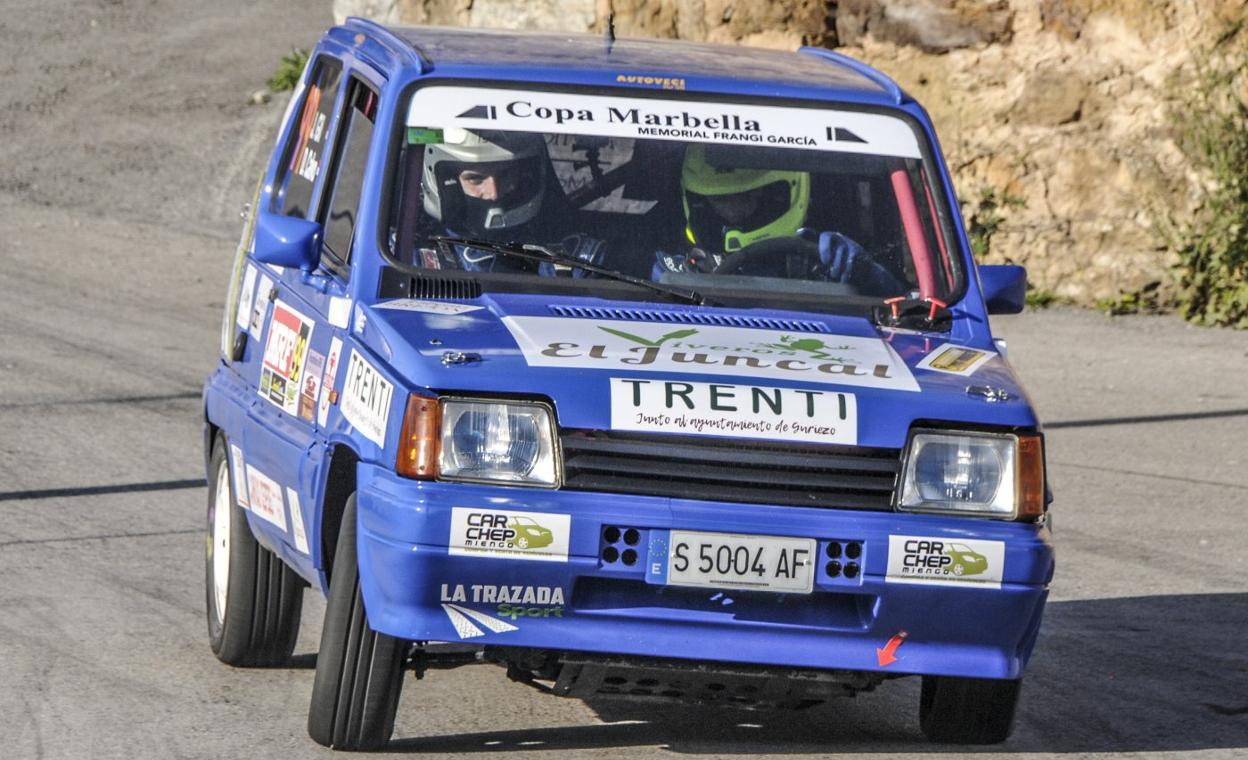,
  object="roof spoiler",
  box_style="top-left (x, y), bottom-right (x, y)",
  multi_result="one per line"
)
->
top-left (343, 16), bottom-right (428, 72)
top-left (797, 47), bottom-right (905, 105)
